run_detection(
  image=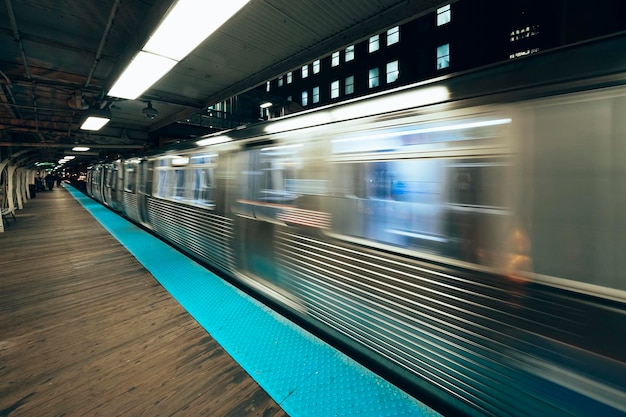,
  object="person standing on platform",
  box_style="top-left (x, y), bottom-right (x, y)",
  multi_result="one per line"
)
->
top-left (45, 173), bottom-right (55, 190)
